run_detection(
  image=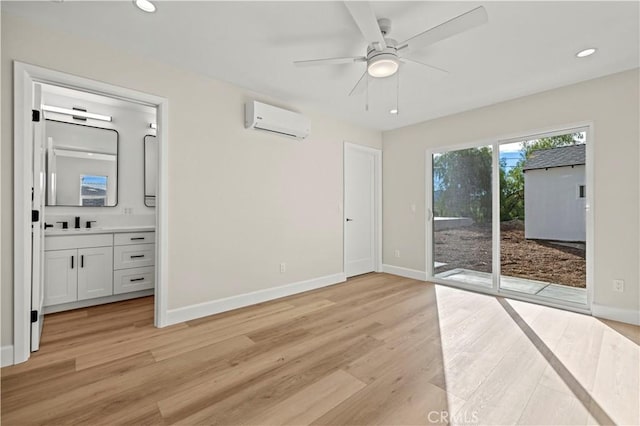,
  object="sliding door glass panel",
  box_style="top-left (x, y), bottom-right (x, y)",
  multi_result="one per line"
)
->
top-left (432, 146), bottom-right (493, 288)
top-left (499, 132), bottom-right (587, 304)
